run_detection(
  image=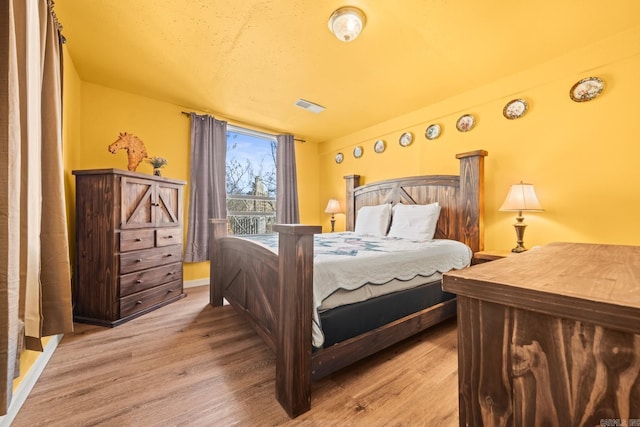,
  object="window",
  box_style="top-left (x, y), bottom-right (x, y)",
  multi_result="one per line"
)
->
top-left (226, 125), bottom-right (277, 235)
